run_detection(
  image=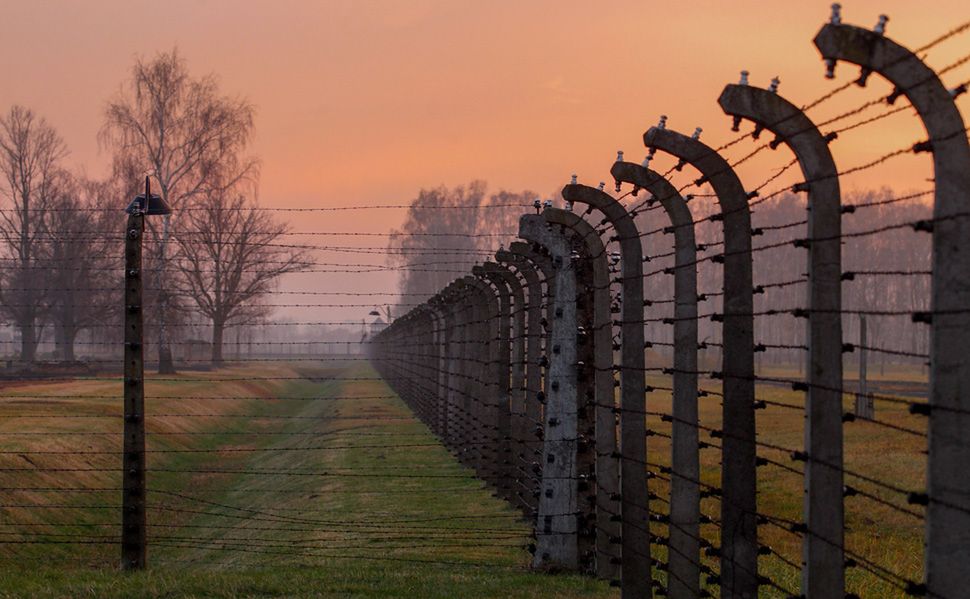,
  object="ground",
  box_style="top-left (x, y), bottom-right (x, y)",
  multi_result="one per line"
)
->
top-left (0, 360), bottom-right (926, 597)
top-left (0, 361), bottom-right (614, 599)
